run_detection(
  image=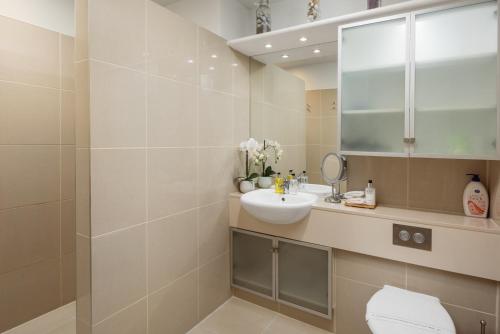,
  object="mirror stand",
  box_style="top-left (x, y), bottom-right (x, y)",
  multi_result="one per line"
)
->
top-left (321, 153), bottom-right (347, 204)
top-left (325, 183), bottom-right (342, 203)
